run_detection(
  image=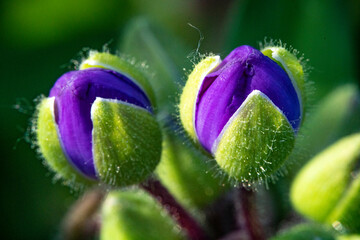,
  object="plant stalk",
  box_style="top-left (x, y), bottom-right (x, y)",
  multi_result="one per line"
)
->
top-left (141, 178), bottom-right (209, 240)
